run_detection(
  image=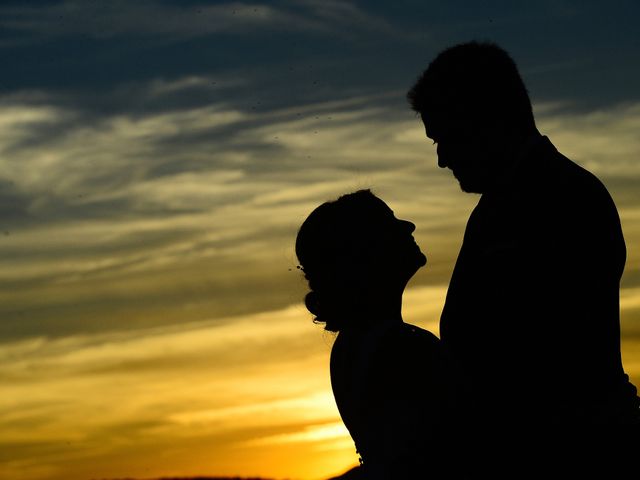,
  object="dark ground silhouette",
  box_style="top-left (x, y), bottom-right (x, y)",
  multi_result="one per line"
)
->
top-left (327, 466), bottom-right (362, 480)
top-left (97, 468), bottom-right (363, 480)
top-left (96, 476), bottom-right (277, 480)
